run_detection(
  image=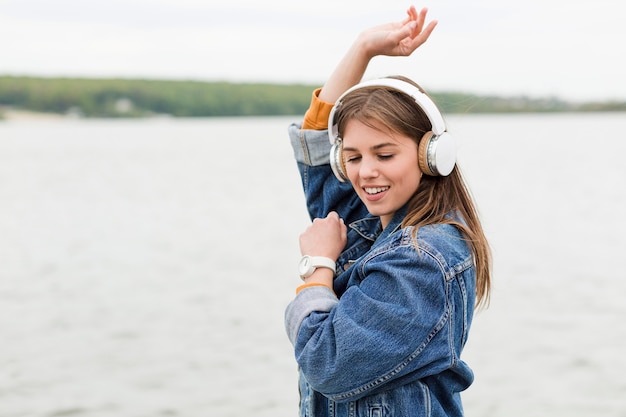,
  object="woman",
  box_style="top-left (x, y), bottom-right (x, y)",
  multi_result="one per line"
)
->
top-left (284, 5), bottom-right (491, 417)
